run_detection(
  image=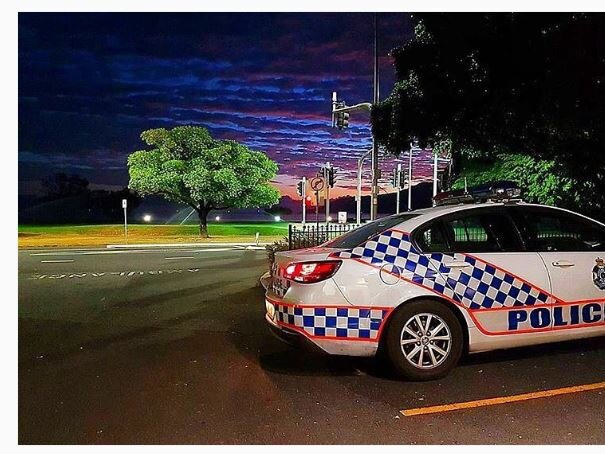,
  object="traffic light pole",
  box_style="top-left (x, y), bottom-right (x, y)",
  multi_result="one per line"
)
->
top-left (395, 163), bottom-right (401, 215)
top-left (370, 12), bottom-right (380, 221)
top-left (407, 144), bottom-right (414, 211)
top-left (356, 149), bottom-right (371, 225)
top-left (301, 176), bottom-right (306, 224)
top-left (324, 162), bottom-right (331, 224)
